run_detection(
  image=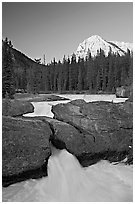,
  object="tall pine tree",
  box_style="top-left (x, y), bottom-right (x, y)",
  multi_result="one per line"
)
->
top-left (2, 38), bottom-right (15, 98)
